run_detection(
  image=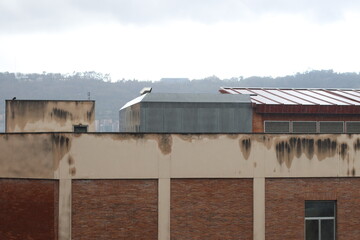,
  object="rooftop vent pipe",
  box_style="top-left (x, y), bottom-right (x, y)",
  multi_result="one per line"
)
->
top-left (140, 87), bottom-right (152, 95)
